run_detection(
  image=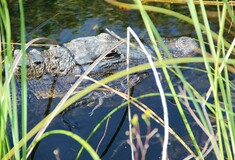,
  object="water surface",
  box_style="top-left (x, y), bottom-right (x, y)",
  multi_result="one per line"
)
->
top-left (9, 0), bottom-right (231, 159)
